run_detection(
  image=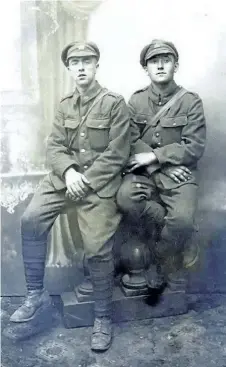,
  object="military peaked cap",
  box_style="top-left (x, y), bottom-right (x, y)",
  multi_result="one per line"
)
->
top-left (61, 41), bottom-right (100, 66)
top-left (140, 39), bottom-right (179, 67)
